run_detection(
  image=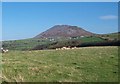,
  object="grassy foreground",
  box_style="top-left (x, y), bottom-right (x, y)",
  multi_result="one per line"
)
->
top-left (2, 46), bottom-right (118, 82)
